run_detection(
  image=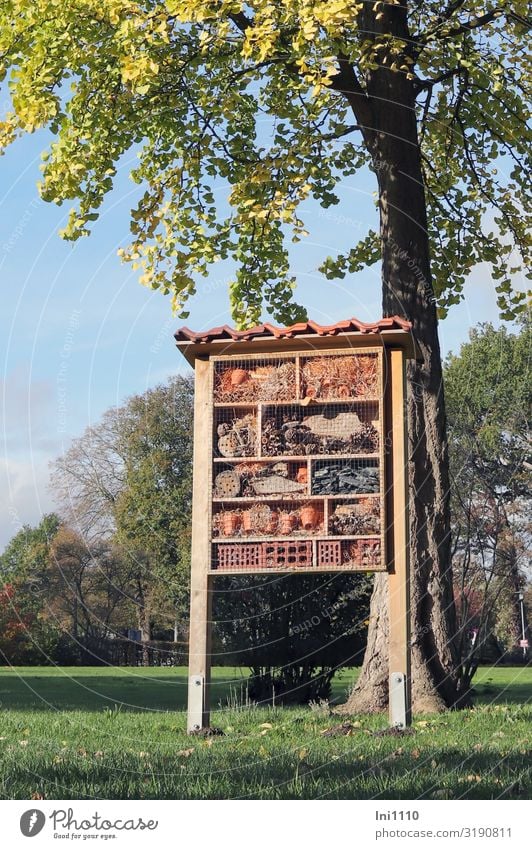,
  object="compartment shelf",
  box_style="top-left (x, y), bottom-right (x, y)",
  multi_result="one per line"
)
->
top-left (212, 533), bottom-right (379, 543)
top-left (212, 492), bottom-right (381, 503)
top-left (213, 453), bottom-right (379, 463)
top-left (214, 397), bottom-right (381, 408)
